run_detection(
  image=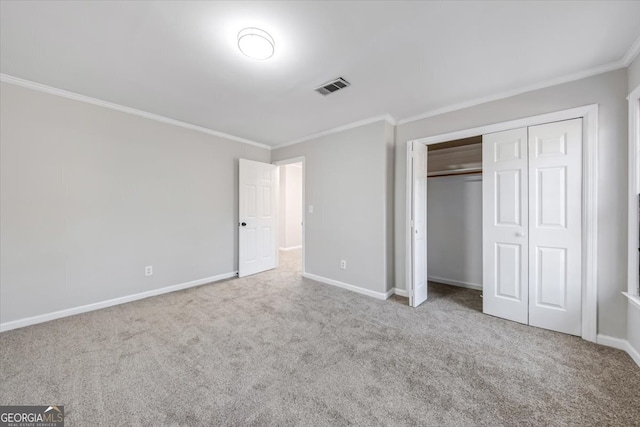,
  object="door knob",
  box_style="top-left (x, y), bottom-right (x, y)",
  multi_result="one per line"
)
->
top-left (516, 231), bottom-right (527, 237)
top-left (240, 222), bottom-right (247, 227)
